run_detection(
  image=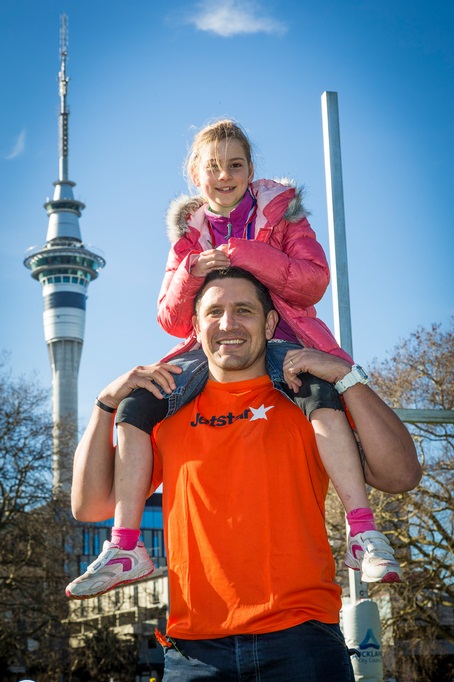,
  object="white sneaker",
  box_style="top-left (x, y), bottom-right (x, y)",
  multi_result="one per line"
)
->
top-left (65, 540), bottom-right (155, 600)
top-left (344, 530), bottom-right (403, 583)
